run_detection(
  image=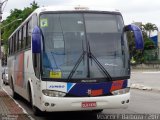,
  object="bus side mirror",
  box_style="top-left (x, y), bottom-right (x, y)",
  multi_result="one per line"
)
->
top-left (32, 26), bottom-right (42, 53)
top-left (125, 24), bottom-right (144, 50)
